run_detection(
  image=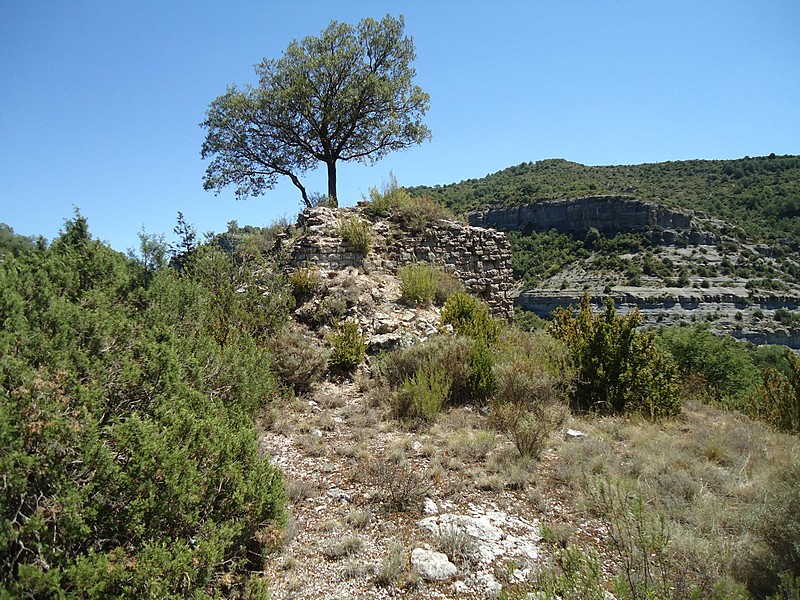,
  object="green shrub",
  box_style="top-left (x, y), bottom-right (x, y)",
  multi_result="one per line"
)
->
top-left (363, 175), bottom-right (454, 233)
top-left (0, 214), bottom-right (286, 597)
top-left (755, 350), bottom-right (800, 433)
top-left (550, 294), bottom-right (680, 418)
top-left (337, 216), bottom-right (373, 256)
top-left (441, 291), bottom-right (501, 345)
top-left (327, 319), bottom-right (366, 374)
top-left (268, 321), bottom-right (328, 394)
top-left (377, 335), bottom-right (472, 404)
top-left (466, 342), bottom-right (497, 403)
top-left (289, 265), bottom-right (320, 301)
top-left (392, 361), bottom-right (451, 422)
top-left (657, 324), bottom-right (761, 409)
top-left (377, 334), bottom-right (501, 408)
top-left (433, 270), bottom-right (464, 305)
top-left (491, 398), bottom-right (565, 459)
top-left (491, 354), bottom-right (569, 459)
top-left (533, 545), bottom-right (607, 600)
top-left (398, 263), bottom-right (438, 306)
